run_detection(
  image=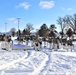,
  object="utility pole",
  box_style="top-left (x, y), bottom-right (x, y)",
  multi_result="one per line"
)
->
top-left (17, 18), bottom-right (21, 43)
top-left (75, 14), bottom-right (76, 33)
top-left (17, 18), bottom-right (21, 37)
top-left (5, 22), bottom-right (7, 41)
top-left (5, 22), bottom-right (7, 35)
